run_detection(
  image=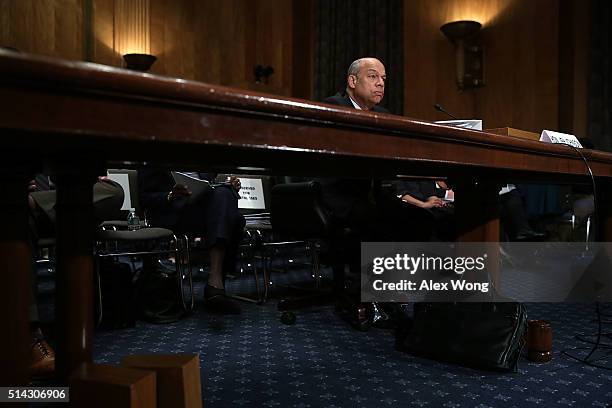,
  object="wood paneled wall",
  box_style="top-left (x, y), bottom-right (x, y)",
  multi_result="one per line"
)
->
top-left (1, 0), bottom-right (297, 97)
top-left (99, 0), bottom-right (295, 96)
top-left (558, 0), bottom-right (590, 139)
top-left (404, 0), bottom-right (588, 136)
top-left (0, 0), bottom-right (84, 60)
top-left (479, 0), bottom-right (559, 133)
